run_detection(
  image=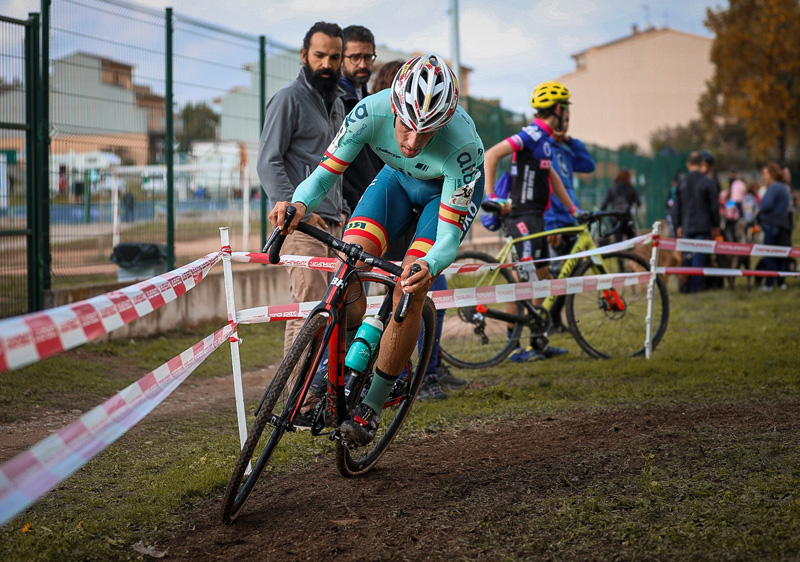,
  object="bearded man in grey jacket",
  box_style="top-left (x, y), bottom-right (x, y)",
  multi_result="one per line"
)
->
top-left (257, 21), bottom-right (347, 354)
